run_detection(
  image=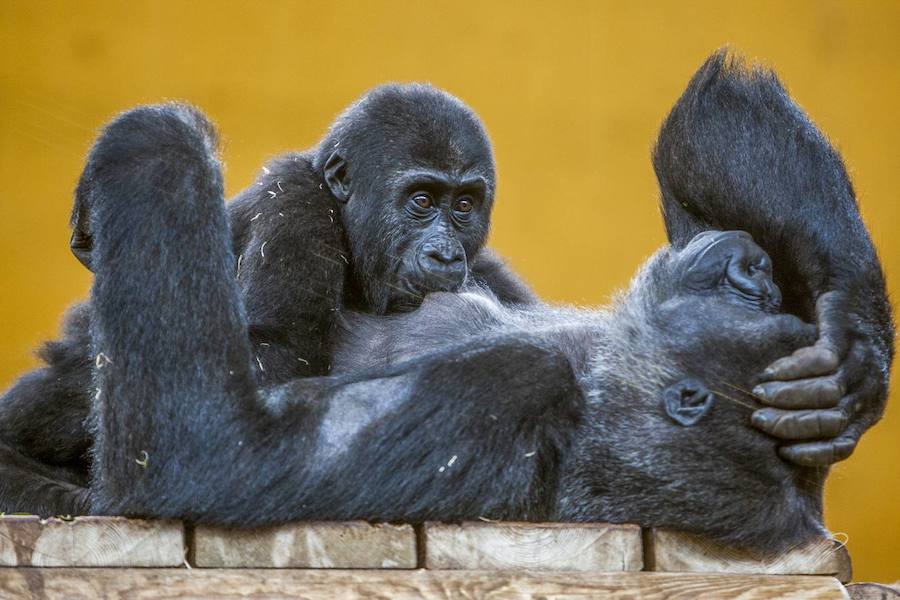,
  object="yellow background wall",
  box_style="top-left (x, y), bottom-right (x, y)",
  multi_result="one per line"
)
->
top-left (1, 0), bottom-right (897, 581)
